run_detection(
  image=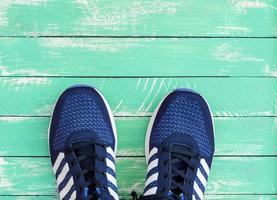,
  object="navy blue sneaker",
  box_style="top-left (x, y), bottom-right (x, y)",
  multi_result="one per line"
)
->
top-left (49, 86), bottom-right (118, 200)
top-left (141, 89), bottom-right (214, 200)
